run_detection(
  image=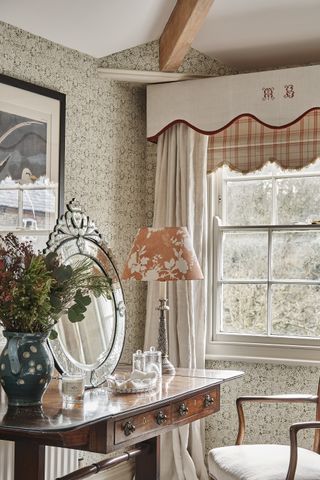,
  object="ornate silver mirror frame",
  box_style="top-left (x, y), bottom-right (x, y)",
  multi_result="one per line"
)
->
top-left (45, 199), bottom-right (126, 387)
